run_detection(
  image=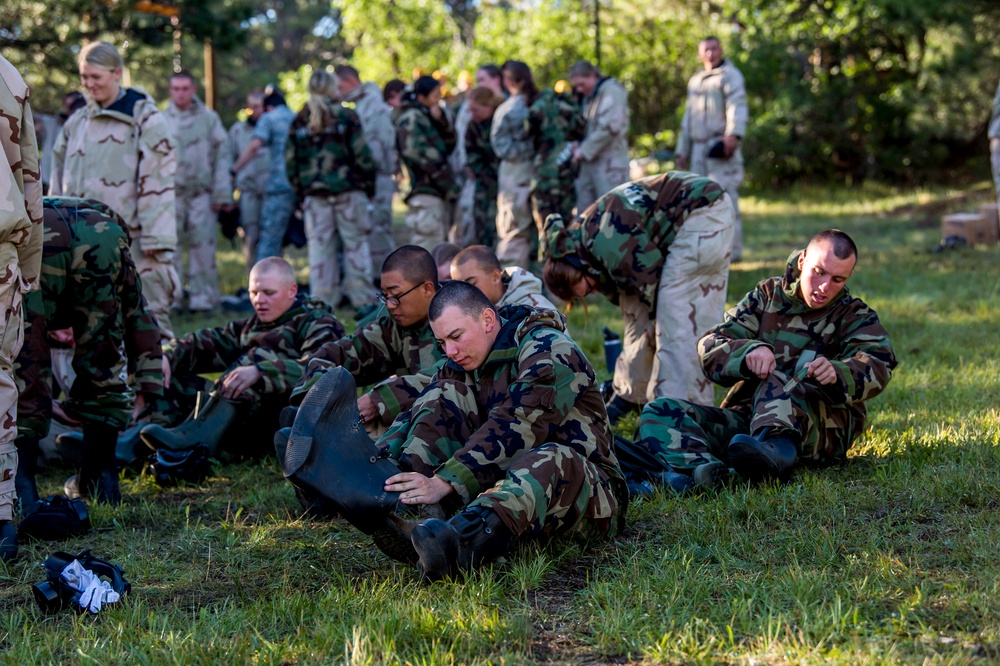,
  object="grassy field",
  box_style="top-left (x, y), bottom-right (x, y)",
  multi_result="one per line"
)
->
top-left (2, 183), bottom-right (999, 665)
